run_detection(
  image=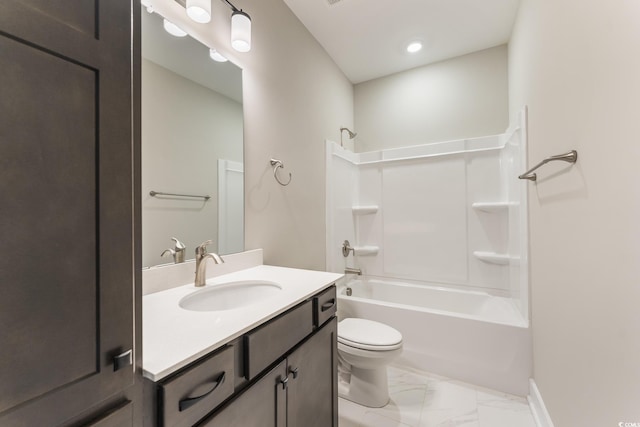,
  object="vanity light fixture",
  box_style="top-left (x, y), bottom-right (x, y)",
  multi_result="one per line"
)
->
top-left (406, 41), bottom-right (423, 53)
top-left (231, 9), bottom-right (251, 52)
top-left (209, 48), bottom-right (228, 62)
top-left (186, 0), bottom-right (212, 23)
top-left (145, 0), bottom-right (252, 53)
top-left (163, 19), bottom-right (188, 37)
